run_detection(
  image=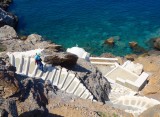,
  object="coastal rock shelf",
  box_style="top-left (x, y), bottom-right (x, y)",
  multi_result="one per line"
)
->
top-left (7, 54), bottom-right (94, 101)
